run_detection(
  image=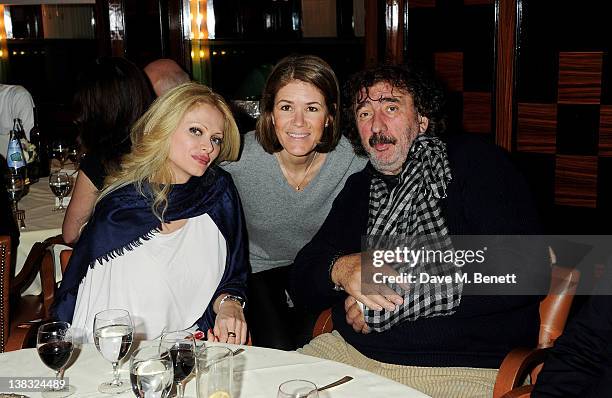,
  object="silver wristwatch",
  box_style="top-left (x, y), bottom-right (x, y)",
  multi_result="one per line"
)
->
top-left (219, 294), bottom-right (245, 309)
